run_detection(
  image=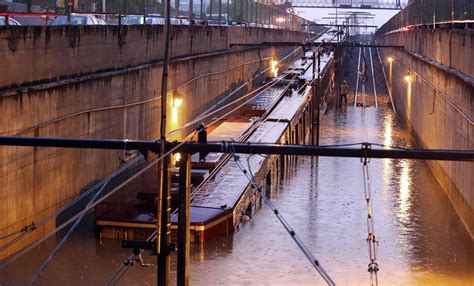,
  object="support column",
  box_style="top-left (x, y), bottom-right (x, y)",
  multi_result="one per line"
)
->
top-left (158, 156), bottom-right (172, 286)
top-left (177, 154), bottom-right (191, 286)
top-left (311, 51), bottom-right (316, 146)
top-left (315, 52), bottom-right (322, 146)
